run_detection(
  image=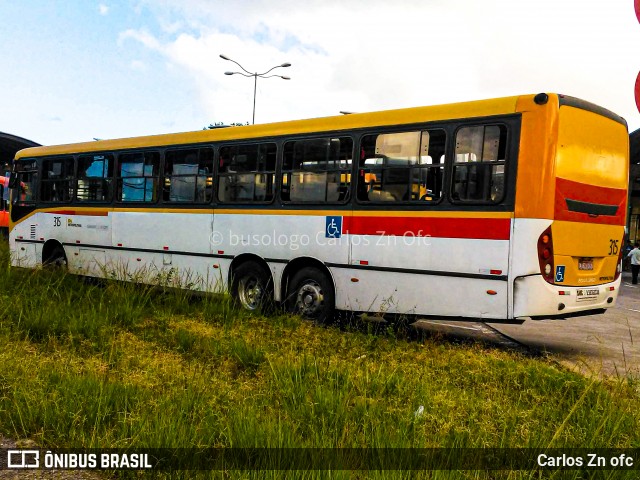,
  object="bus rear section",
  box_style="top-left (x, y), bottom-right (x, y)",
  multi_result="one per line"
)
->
top-left (513, 98), bottom-right (628, 319)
